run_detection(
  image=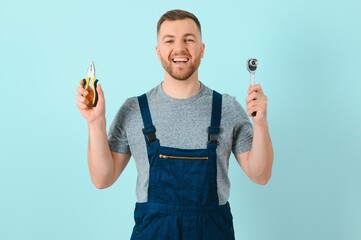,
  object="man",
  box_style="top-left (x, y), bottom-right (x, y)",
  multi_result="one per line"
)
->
top-left (76, 9), bottom-right (273, 240)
